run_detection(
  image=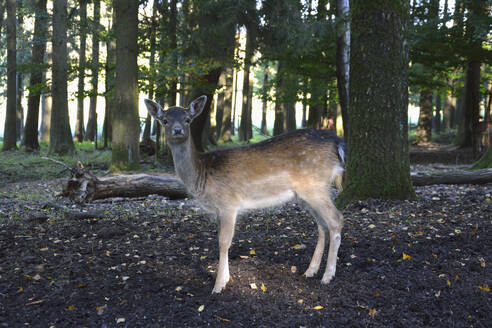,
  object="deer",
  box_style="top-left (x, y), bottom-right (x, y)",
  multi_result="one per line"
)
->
top-left (144, 95), bottom-right (346, 294)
